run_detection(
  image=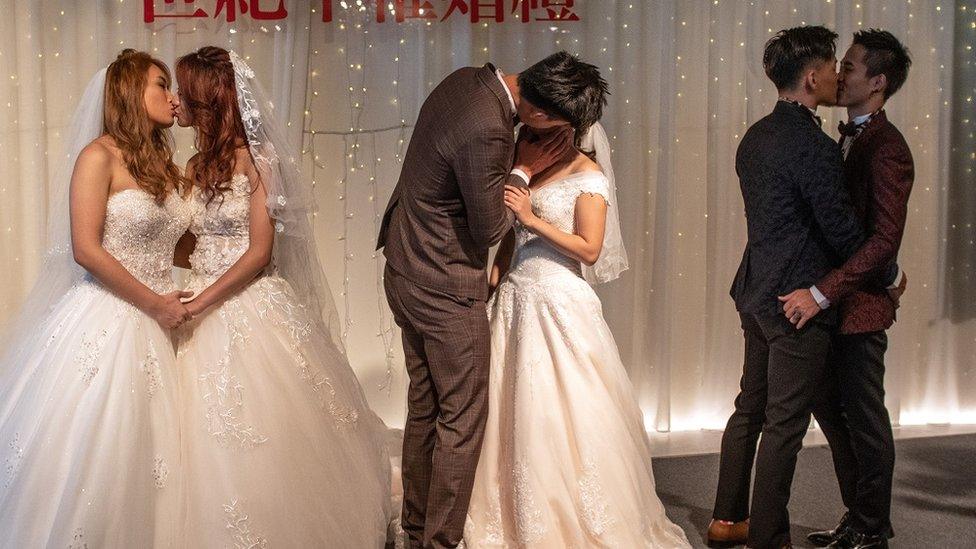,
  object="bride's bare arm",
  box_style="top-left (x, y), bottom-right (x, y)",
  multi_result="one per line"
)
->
top-left (184, 163), bottom-right (274, 317)
top-left (489, 229), bottom-right (516, 295)
top-left (503, 185), bottom-right (607, 266)
top-left (70, 142), bottom-right (192, 328)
